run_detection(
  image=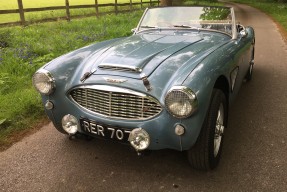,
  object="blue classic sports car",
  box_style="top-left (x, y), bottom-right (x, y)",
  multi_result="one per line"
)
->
top-left (33, 6), bottom-right (255, 170)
